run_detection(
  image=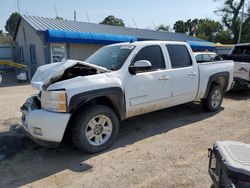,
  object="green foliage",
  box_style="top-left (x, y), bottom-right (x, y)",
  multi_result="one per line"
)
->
top-left (156, 24), bottom-right (170, 31)
top-left (241, 21), bottom-right (250, 41)
top-left (173, 19), bottom-right (199, 35)
top-left (214, 30), bottom-right (233, 44)
top-left (196, 19), bottom-right (223, 41)
top-left (173, 18), bottom-right (233, 43)
top-left (100, 15), bottom-right (125, 27)
top-left (56, 16), bottom-right (63, 20)
top-left (5, 12), bottom-right (21, 37)
top-left (215, 0), bottom-right (250, 43)
top-left (173, 20), bottom-right (186, 33)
